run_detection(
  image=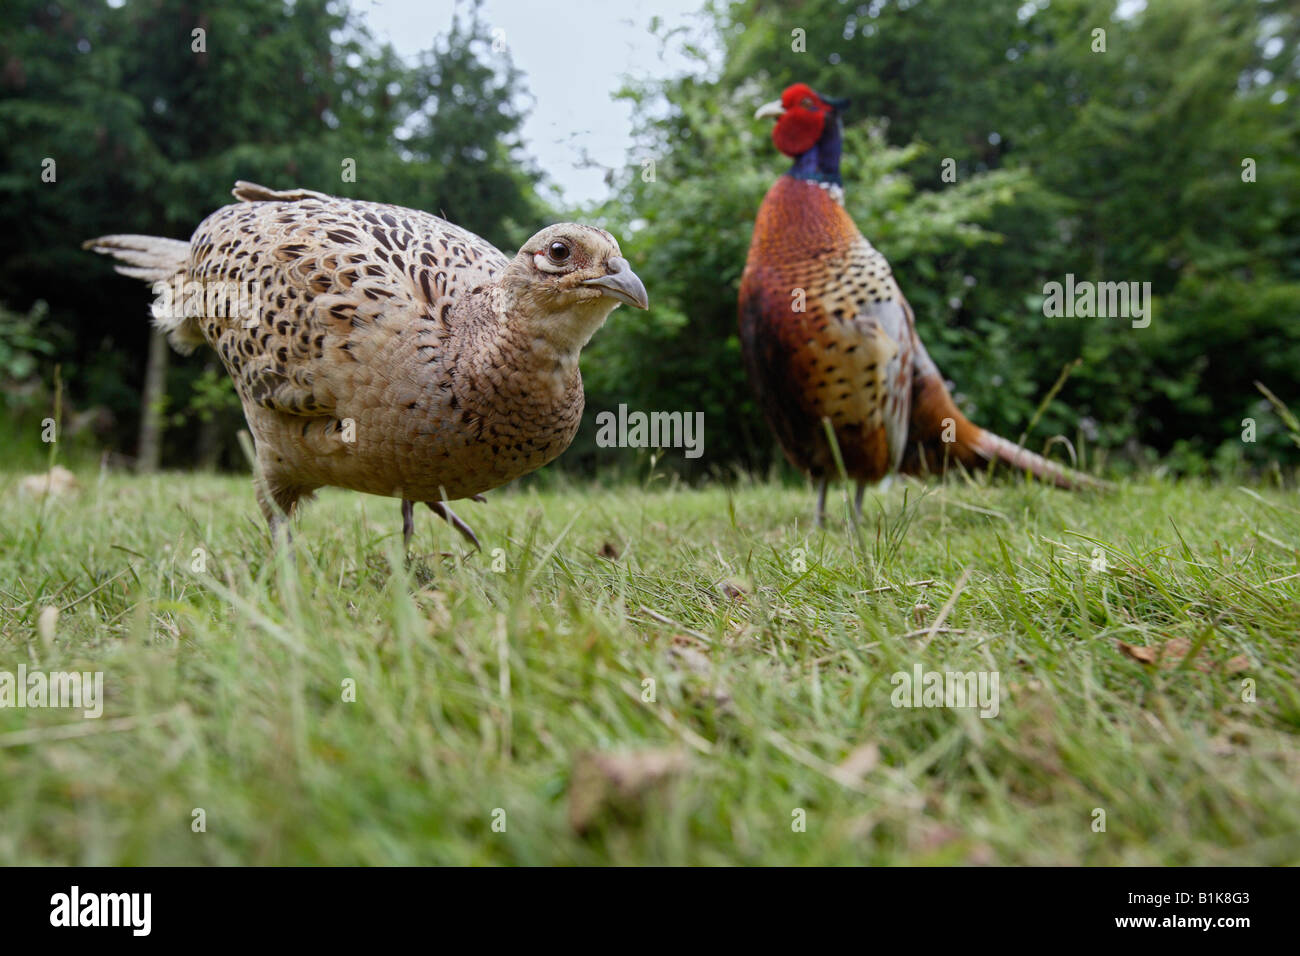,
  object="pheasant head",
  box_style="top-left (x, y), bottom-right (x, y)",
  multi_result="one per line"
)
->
top-left (754, 83), bottom-right (850, 184)
top-left (498, 223), bottom-right (648, 356)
